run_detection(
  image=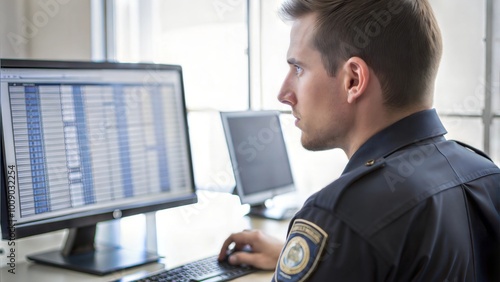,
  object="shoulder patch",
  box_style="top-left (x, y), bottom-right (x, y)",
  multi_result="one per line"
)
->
top-left (274, 219), bottom-right (328, 282)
